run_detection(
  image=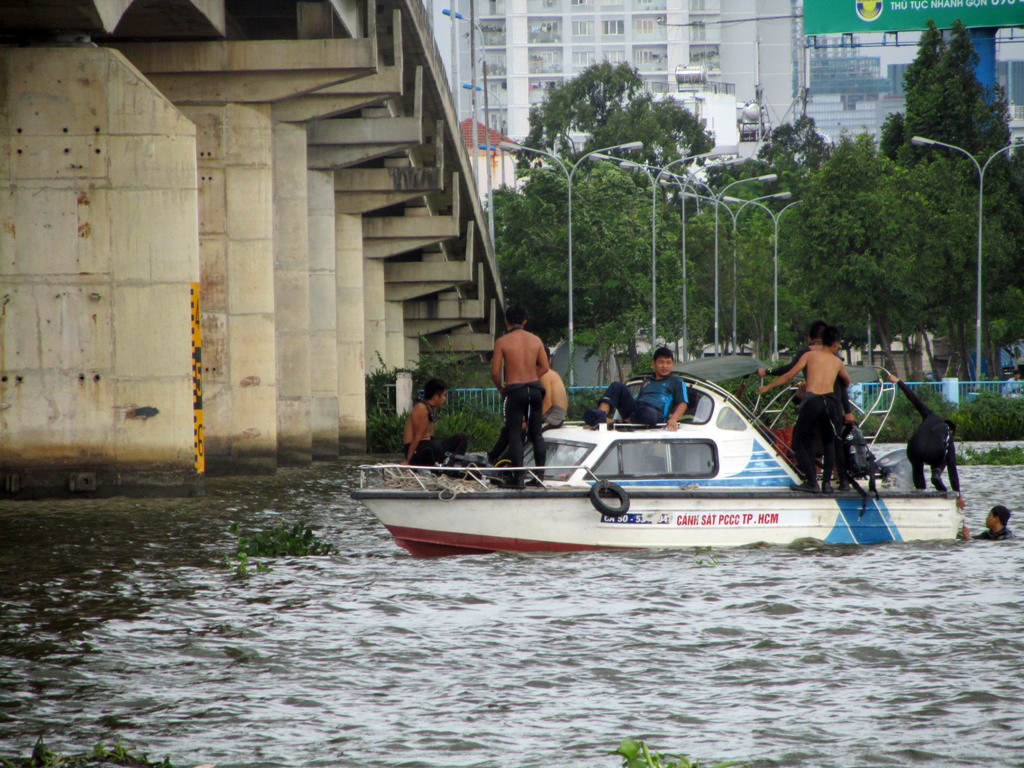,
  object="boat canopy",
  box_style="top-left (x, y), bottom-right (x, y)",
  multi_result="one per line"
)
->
top-left (671, 354), bottom-right (885, 384)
